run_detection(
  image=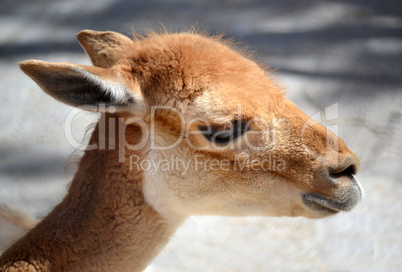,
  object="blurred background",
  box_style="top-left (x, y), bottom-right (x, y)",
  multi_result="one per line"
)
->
top-left (0, 0), bottom-right (401, 271)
